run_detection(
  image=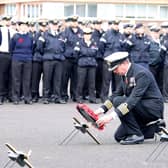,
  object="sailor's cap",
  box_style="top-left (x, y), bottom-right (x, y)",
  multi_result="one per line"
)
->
top-left (17, 20), bottom-right (29, 25)
top-left (150, 25), bottom-right (160, 32)
top-left (1, 15), bottom-right (12, 21)
top-left (161, 22), bottom-right (168, 28)
top-left (104, 52), bottom-right (129, 71)
top-left (48, 19), bottom-right (59, 25)
top-left (123, 23), bottom-right (133, 29)
top-left (39, 21), bottom-right (48, 27)
top-left (83, 27), bottom-right (92, 34)
top-left (134, 23), bottom-right (143, 29)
